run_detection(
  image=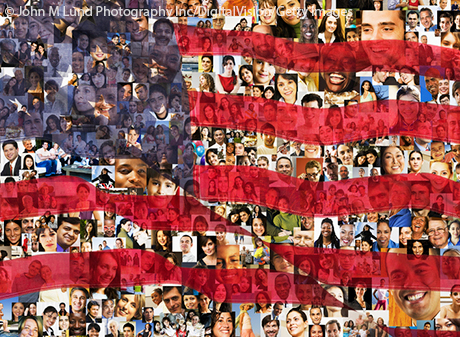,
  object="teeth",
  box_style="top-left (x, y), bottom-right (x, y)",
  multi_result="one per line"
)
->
top-left (407, 293), bottom-right (424, 301)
